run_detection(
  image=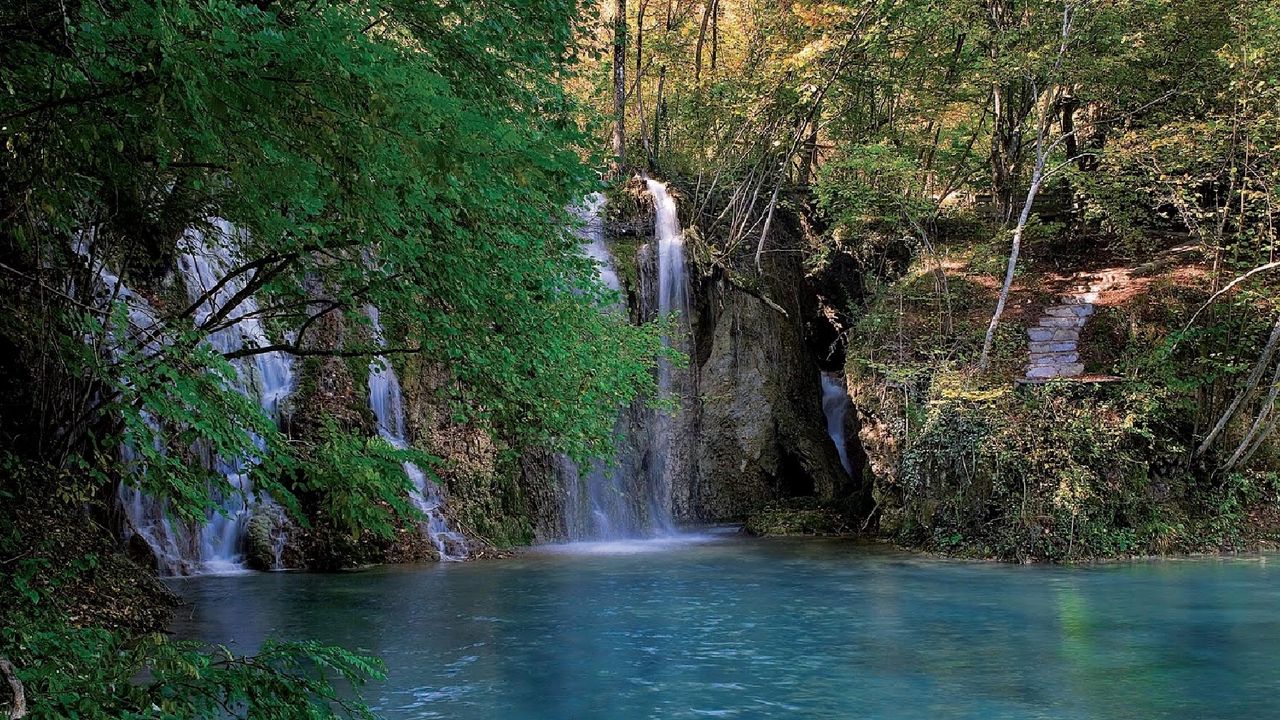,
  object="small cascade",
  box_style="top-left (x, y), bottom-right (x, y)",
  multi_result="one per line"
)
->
top-left (644, 178), bottom-right (689, 532)
top-left (576, 192), bottom-right (622, 293)
top-left (75, 238), bottom-right (190, 573)
top-left (559, 193), bottom-right (647, 540)
top-left (366, 306), bottom-right (468, 560)
top-left (820, 373), bottom-right (854, 475)
top-left (106, 220), bottom-right (295, 575)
